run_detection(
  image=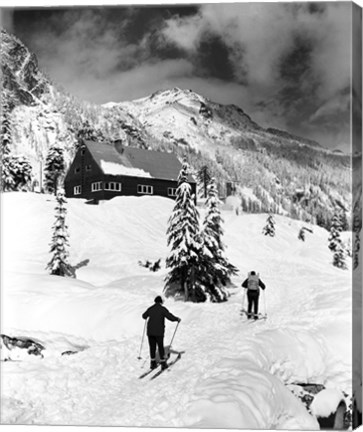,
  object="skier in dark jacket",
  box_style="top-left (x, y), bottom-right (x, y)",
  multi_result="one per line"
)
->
top-left (241, 271), bottom-right (266, 319)
top-left (142, 296), bottom-right (181, 370)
